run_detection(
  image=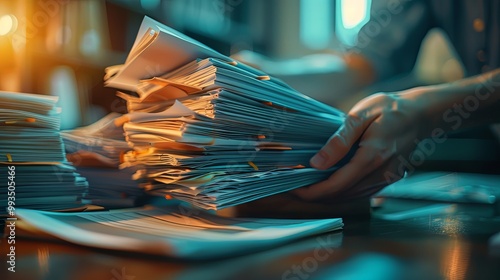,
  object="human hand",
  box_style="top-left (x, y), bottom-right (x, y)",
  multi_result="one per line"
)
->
top-left (293, 90), bottom-right (429, 201)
